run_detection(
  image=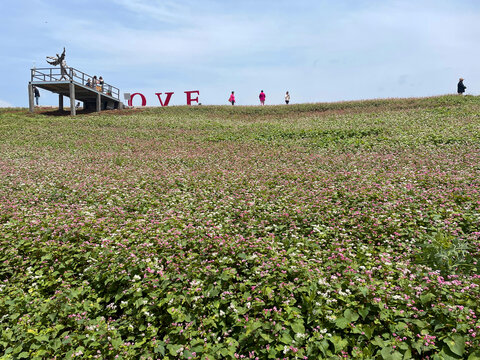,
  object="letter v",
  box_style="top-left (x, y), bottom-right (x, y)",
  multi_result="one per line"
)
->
top-left (155, 92), bottom-right (174, 106)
